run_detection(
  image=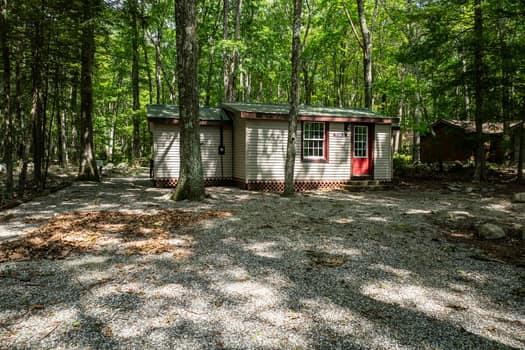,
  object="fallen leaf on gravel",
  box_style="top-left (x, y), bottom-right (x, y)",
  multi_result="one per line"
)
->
top-left (305, 250), bottom-right (346, 267)
top-left (0, 210), bottom-right (232, 262)
top-left (102, 325), bottom-right (113, 337)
